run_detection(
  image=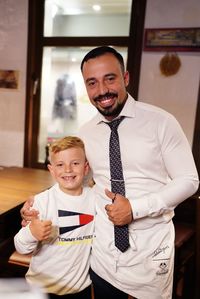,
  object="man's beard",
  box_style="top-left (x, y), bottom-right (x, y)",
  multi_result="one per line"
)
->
top-left (93, 92), bottom-right (126, 117)
top-left (96, 100), bottom-right (125, 117)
